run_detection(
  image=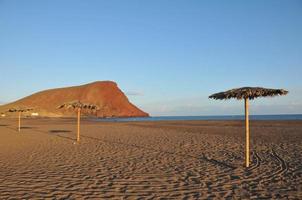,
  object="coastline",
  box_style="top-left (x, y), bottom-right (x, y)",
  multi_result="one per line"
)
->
top-left (93, 114), bottom-right (302, 122)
